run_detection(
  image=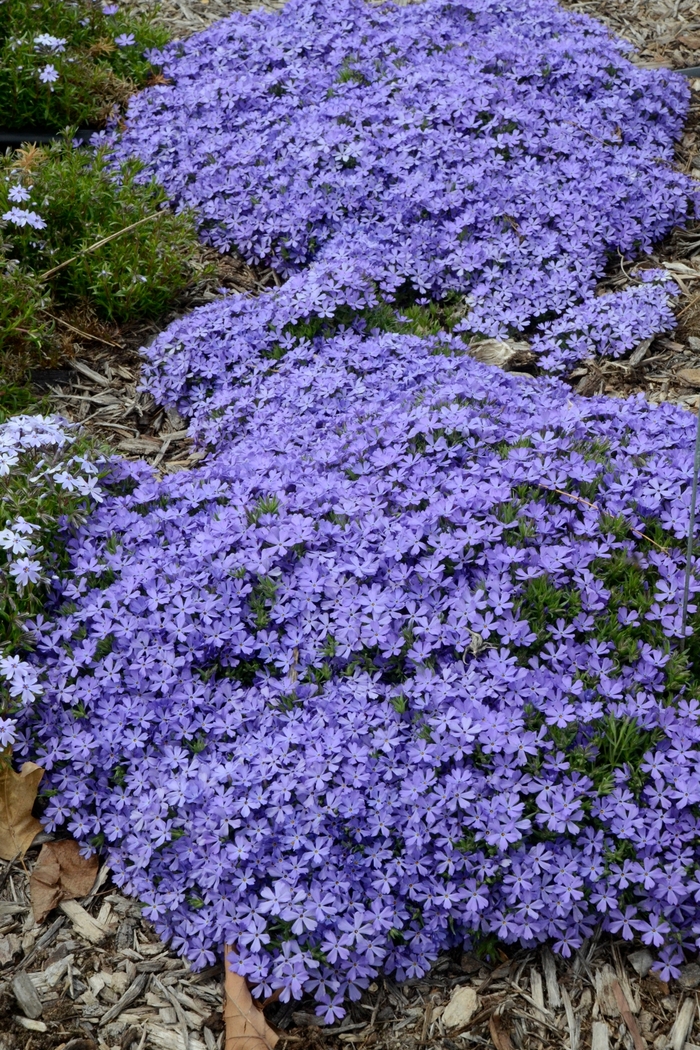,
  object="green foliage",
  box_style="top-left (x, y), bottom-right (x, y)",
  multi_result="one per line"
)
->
top-left (590, 716), bottom-right (660, 796)
top-left (0, 236), bottom-right (52, 381)
top-left (0, 0), bottom-right (169, 130)
top-left (2, 138), bottom-right (208, 324)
